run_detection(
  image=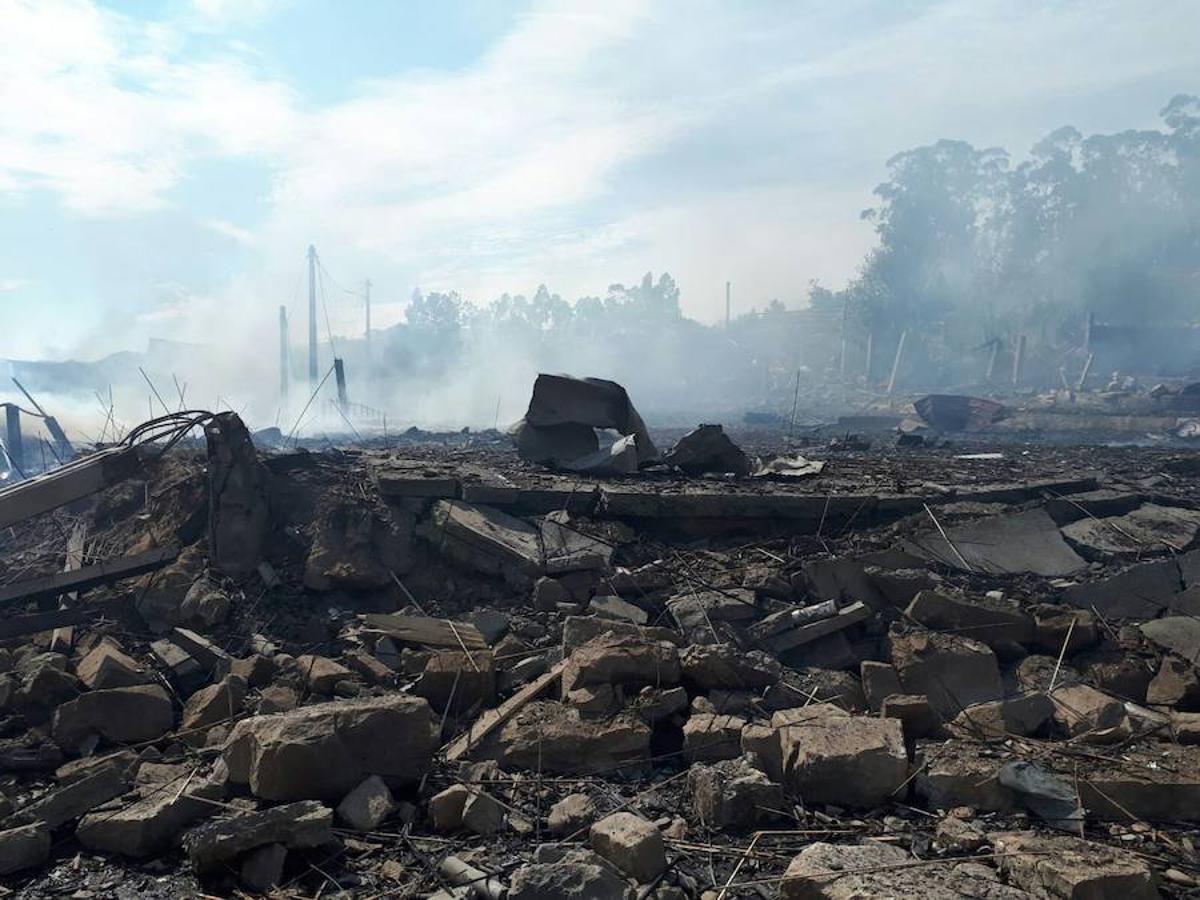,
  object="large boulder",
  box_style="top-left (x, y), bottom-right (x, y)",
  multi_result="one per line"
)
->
top-left (222, 695), bottom-right (437, 802)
